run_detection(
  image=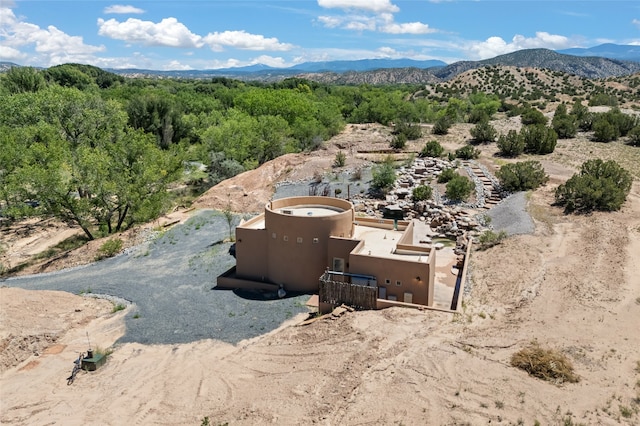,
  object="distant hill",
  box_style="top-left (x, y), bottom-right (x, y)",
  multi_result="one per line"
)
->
top-left (558, 43), bottom-right (640, 63)
top-left (288, 58), bottom-right (446, 73)
top-left (433, 48), bottom-right (640, 80)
